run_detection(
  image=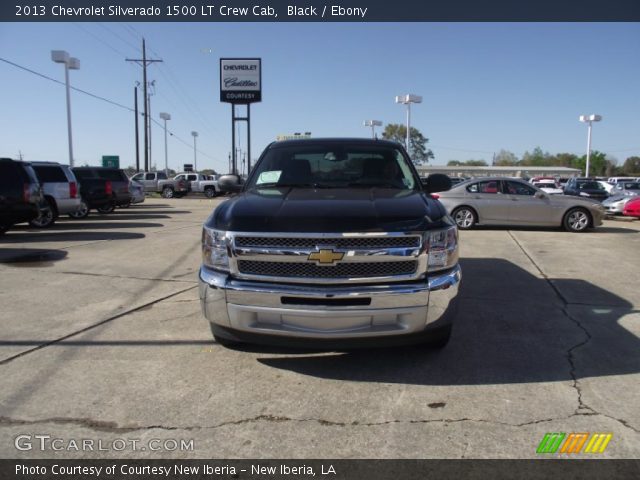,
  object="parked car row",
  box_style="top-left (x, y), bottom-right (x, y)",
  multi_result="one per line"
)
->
top-left (0, 159), bottom-right (145, 234)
